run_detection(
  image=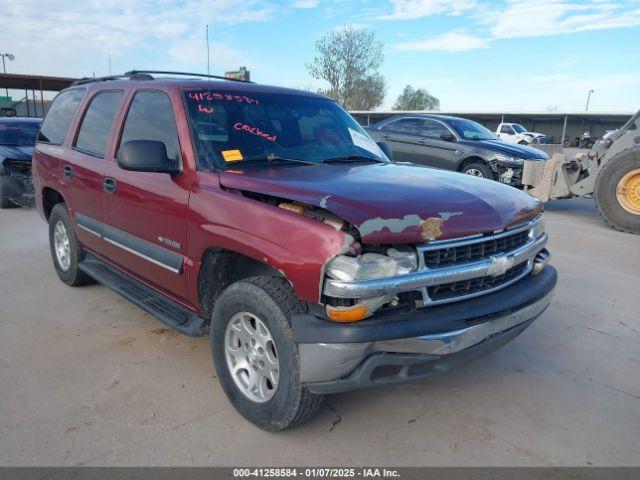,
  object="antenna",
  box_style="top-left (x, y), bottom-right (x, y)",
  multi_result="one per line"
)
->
top-left (206, 24), bottom-right (211, 78)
